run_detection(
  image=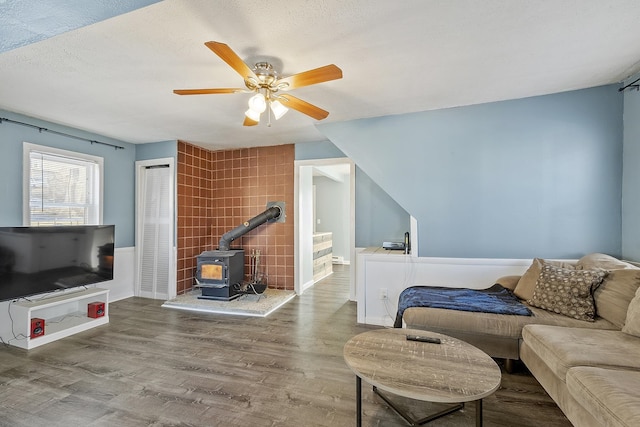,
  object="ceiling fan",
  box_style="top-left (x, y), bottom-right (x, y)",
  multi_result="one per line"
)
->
top-left (173, 41), bottom-right (343, 126)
